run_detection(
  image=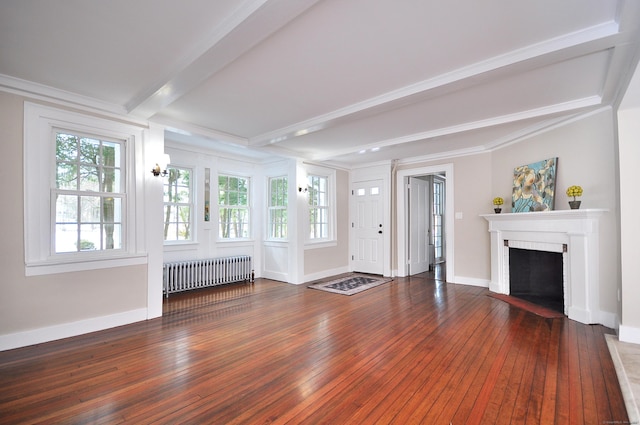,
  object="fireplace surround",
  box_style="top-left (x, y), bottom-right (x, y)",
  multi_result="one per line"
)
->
top-left (482, 209), bottom-right (606, 325)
